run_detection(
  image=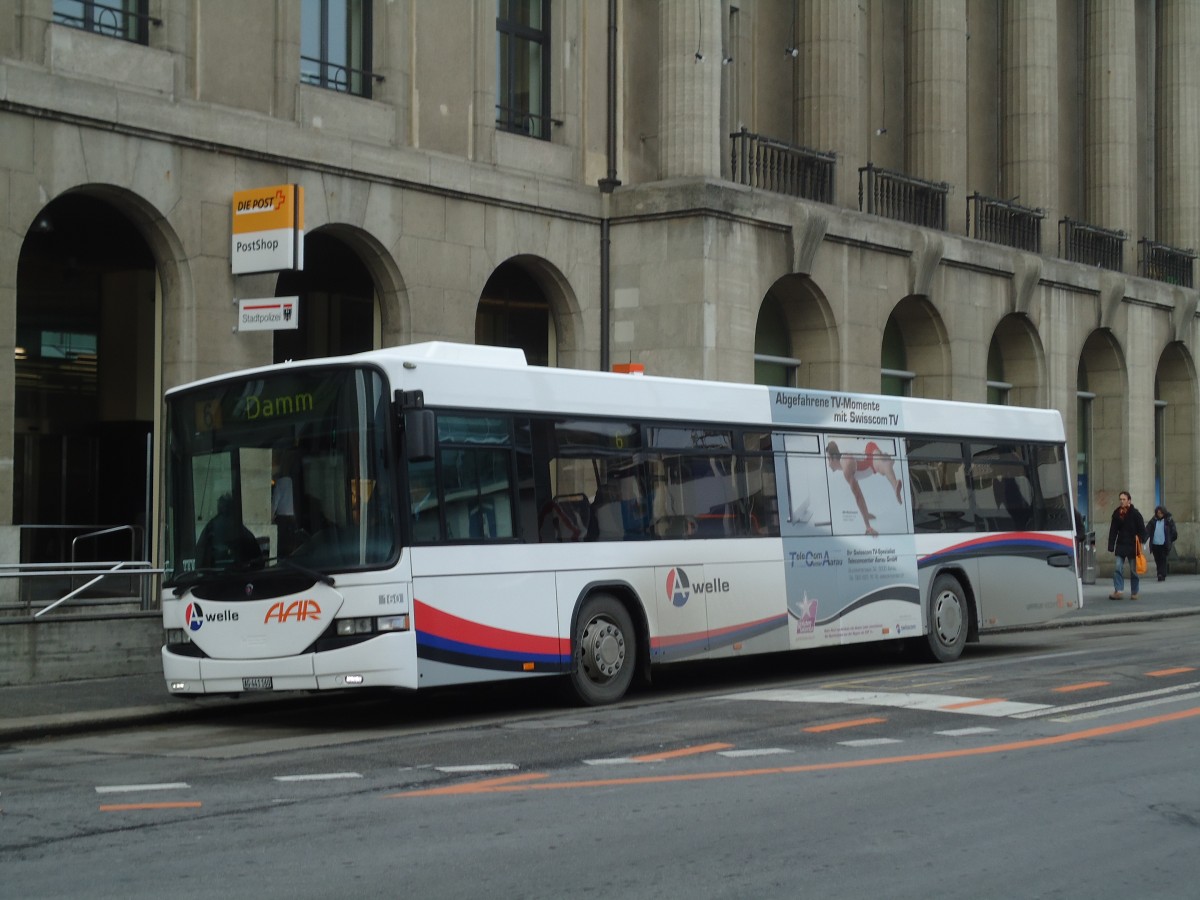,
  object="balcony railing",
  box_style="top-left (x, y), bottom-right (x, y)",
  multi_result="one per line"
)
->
top-left (729, 129), bottom-right (836, 204)
top-left (967, 193), bottom-right (1044, 253)
top-left (300, 56), bottom-right (384, 100)
top-left (52, 1), bottom-right (159, 45)
top-left (1059, 218), bottom-right (1126, 271)
top-left (1138, 239), bottom-right (1195, 288)
top-left (859, 164), bottom-right (948, 230)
